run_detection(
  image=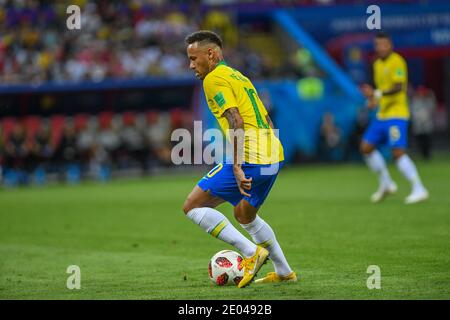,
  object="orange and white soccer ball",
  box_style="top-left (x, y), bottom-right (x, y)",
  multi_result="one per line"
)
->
top-left (208, 250), bottom-right (244, 286)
